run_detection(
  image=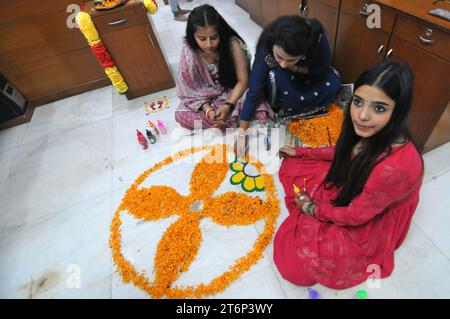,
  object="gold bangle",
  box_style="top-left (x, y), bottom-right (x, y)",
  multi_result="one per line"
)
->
top-left (205, 108), bottom-right (214, 118)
